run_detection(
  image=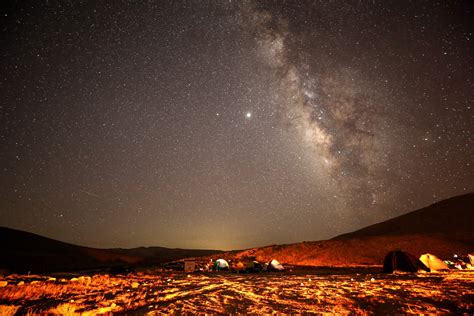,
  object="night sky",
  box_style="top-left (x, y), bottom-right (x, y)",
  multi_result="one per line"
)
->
top-left (1, 1), bottom-right (473, 250)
